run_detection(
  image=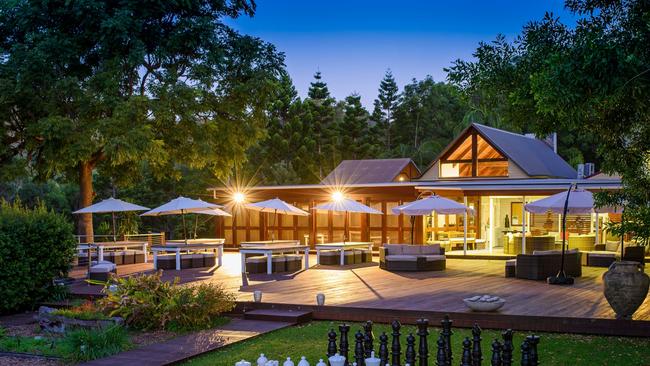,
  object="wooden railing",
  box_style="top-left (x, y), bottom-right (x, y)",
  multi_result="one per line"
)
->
top-left (74, 232), bottom-right (165, 245)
